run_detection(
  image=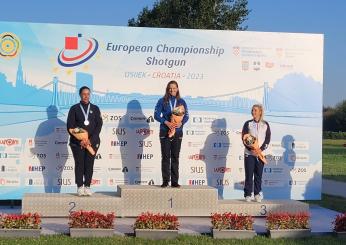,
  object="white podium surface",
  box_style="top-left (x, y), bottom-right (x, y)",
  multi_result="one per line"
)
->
top-left (22, 185), bottom-right (309, 217)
